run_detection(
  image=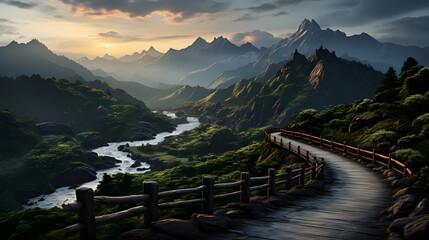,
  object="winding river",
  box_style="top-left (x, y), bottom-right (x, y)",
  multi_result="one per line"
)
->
top-left (24, 114), bottom-right (200, 209)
